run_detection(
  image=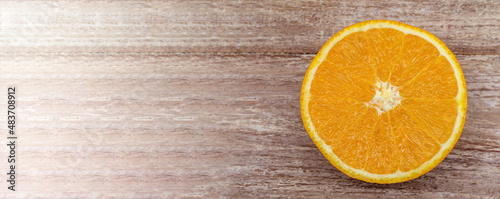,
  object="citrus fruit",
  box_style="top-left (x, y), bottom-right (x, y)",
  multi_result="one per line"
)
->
top-left (300, 20), bottom-right (467, 184)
